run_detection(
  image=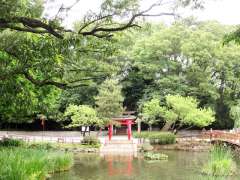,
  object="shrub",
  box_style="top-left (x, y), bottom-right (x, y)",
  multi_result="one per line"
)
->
top-left (0, 138), bottom-right (24, 147)
top-left (133, 132), bottom-right (150, 139)
top-left (148, 132), bottom-right (176, 145)
top-left (202, 146), bottom-right (236, 176)
top-left (133, 131), bottom-right (176, 145)
top-left (81, 136), bottom-right (100, 146)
